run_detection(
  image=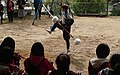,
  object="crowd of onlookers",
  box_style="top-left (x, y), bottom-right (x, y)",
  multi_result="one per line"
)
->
top-left (0, 36), bottom-right (120, 75)
top-left (0, 0), bottom-right (43, 24)
top-left (88, 43), bottom-right (120, 75)
top-left (0, 0), bottom-right (27, 24)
